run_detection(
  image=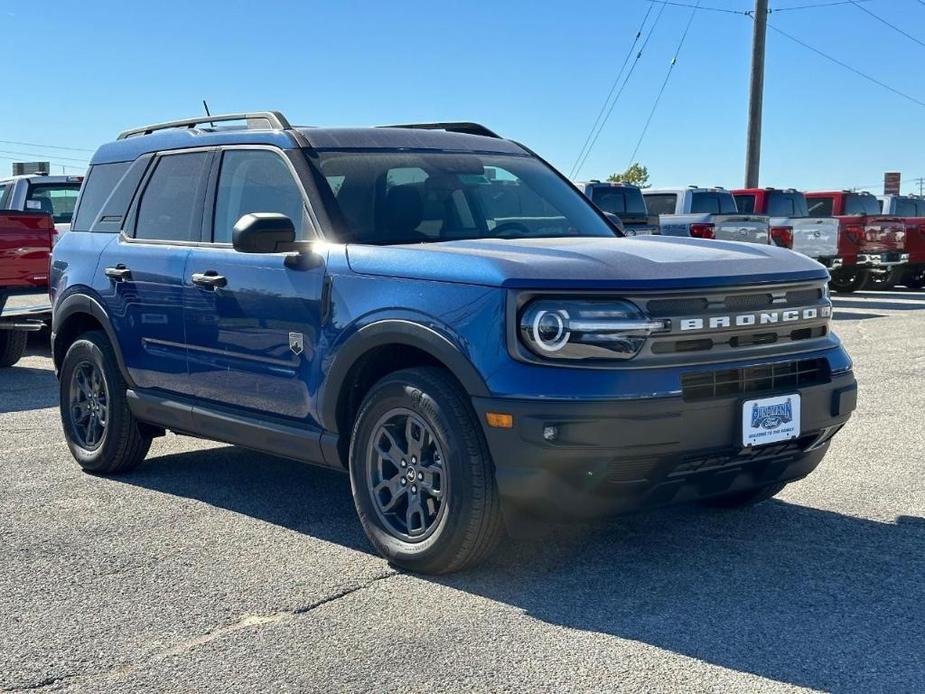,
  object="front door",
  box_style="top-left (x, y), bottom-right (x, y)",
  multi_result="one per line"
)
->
top-left (183, 147), bottom-right (326, 424)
